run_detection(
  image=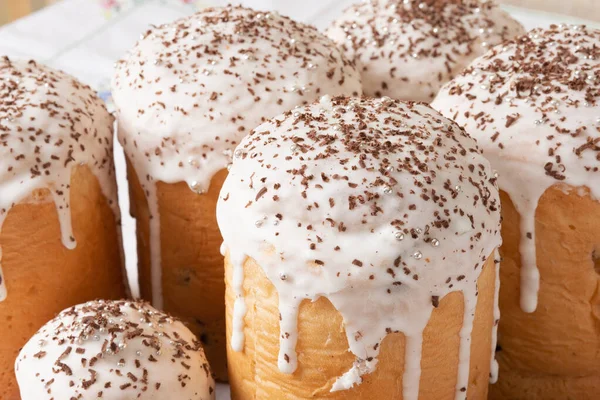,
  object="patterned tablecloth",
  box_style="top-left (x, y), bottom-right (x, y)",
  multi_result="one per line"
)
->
top-left (0, 1), bottom-right (598, 399)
